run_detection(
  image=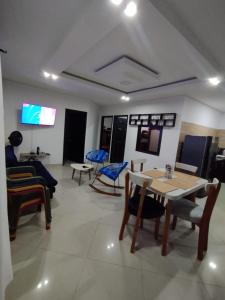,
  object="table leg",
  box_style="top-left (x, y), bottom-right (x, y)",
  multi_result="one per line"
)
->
top-left (79, 171), bottom-right (82, 185)
top-left (161, 199), bottom-right (172, 256)
top-left (89, 169), bottom-right (91, 180)
top-left (72, 169), bottom-right (75, 179)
